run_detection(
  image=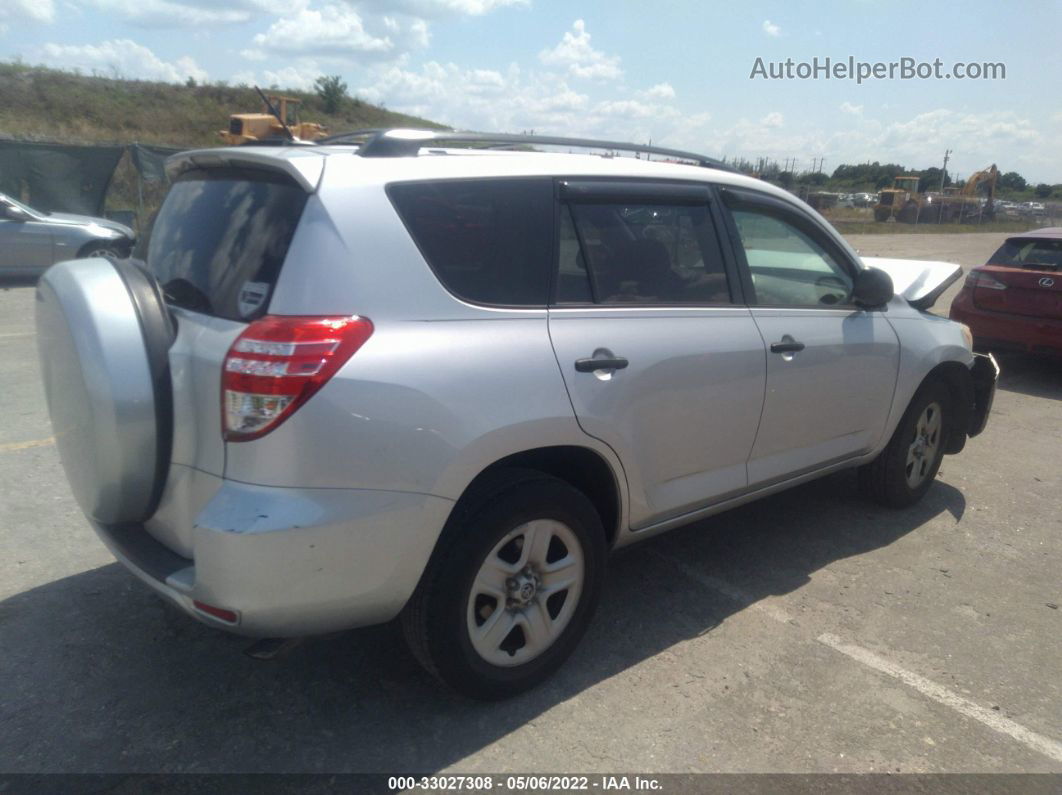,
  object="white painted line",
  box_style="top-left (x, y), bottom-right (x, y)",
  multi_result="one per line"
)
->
top-left (0, 332), bottom-right (35, 339)
top-left (648, 549), bottom-right (796, 624)
top-left (818, 632), bottom-right (1062, 764)
top-left (0, 437), bottom-right (55, 453)
top-left (653, 547), bottom-right (1062, 763)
